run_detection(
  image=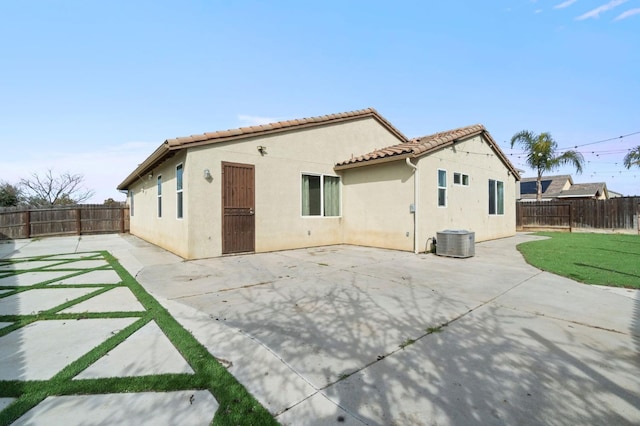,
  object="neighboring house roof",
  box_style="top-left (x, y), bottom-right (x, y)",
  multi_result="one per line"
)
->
top-left (519, 175), bottom-right (609, 200)
top-left (519, 175), bottom-right (573, 200)
top-left (117, 108), bottom-right (408, 190)
top-left (556, 182), bottom-right (608, 199)
top-left (334, 124), bottom-right (521, 179)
